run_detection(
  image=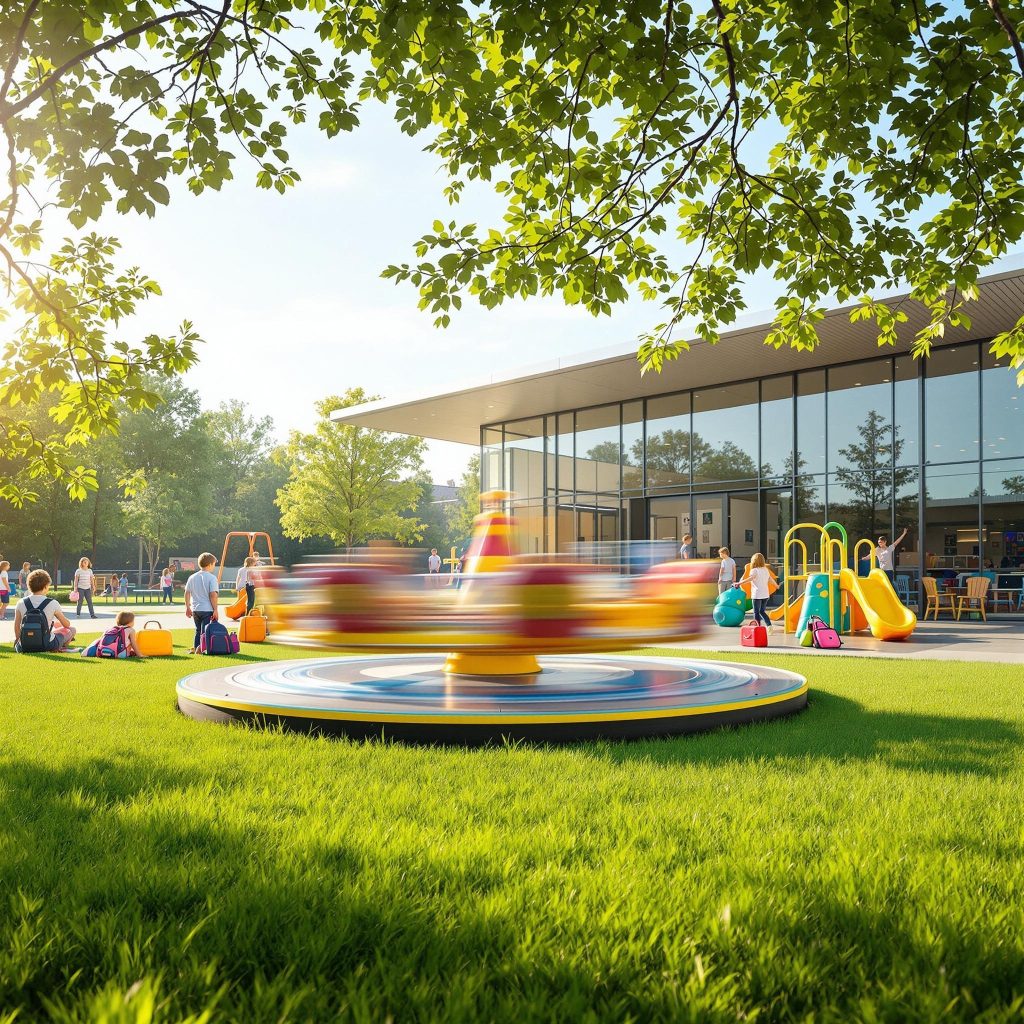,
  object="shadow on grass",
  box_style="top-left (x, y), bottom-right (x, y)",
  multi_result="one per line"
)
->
top-left (0, 754), bottom-right (1021, 1022)
top-left (585, 690), bottom-right (1023, 777)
